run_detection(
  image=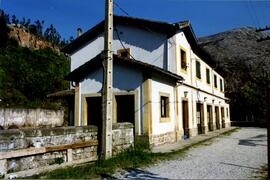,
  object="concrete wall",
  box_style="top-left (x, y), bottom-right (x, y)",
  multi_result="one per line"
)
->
top-left (0, 108), bottom-right (64, 129)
